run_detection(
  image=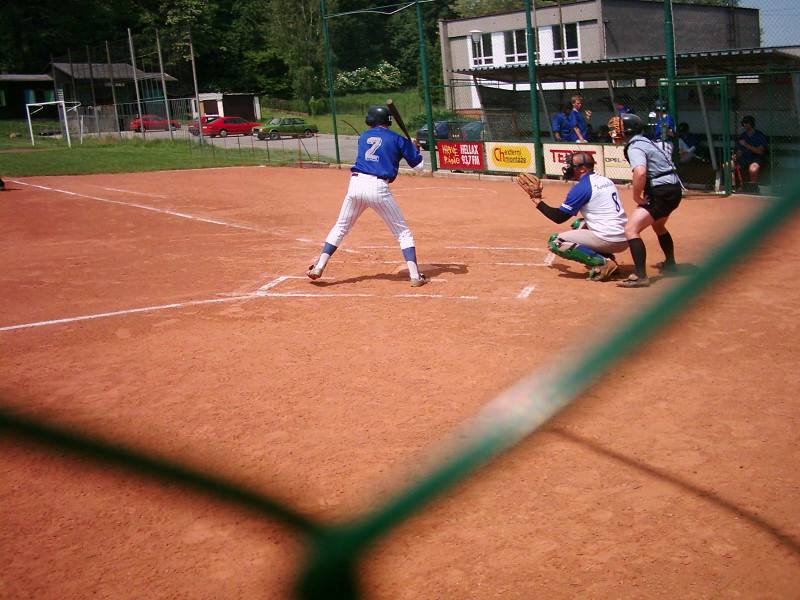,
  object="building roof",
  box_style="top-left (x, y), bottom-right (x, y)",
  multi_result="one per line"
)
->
top-left (452, 46), bottom-right (800, 83)
top-left (51, 62), bottom-right (177, 82)
top-left (0, 74), bottom-right (53, 82)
